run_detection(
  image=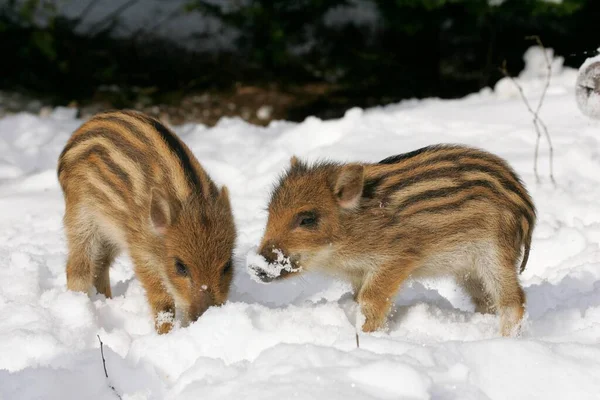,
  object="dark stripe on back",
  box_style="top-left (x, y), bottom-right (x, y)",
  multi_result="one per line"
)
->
top-left (372, 148), bottom-right (533, 213)
top-left (95, 114), bottom-right (152, 146)
top-left (378, 149), bottom-right (525, 189)
top-left (400, 193), bottom-right (487, 218)
top-left (381, 163), bottom-right (535, 214)
top-left (395, 179), bottom-right (534, 226)
top-left (133, 113), bottom-right (202, 190)
top-left (58, 129), bottom-right (145, 178)
top-left (86, 160), bottom-right (128, 200)
top-left (378, 145), bottom-right (436, 165)
top-left (397, 179), bottom-right (501, 209)
top-left (60, 128), bottom-right (144, 162)
top-left (75, 145), bottom-right (132, 187)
